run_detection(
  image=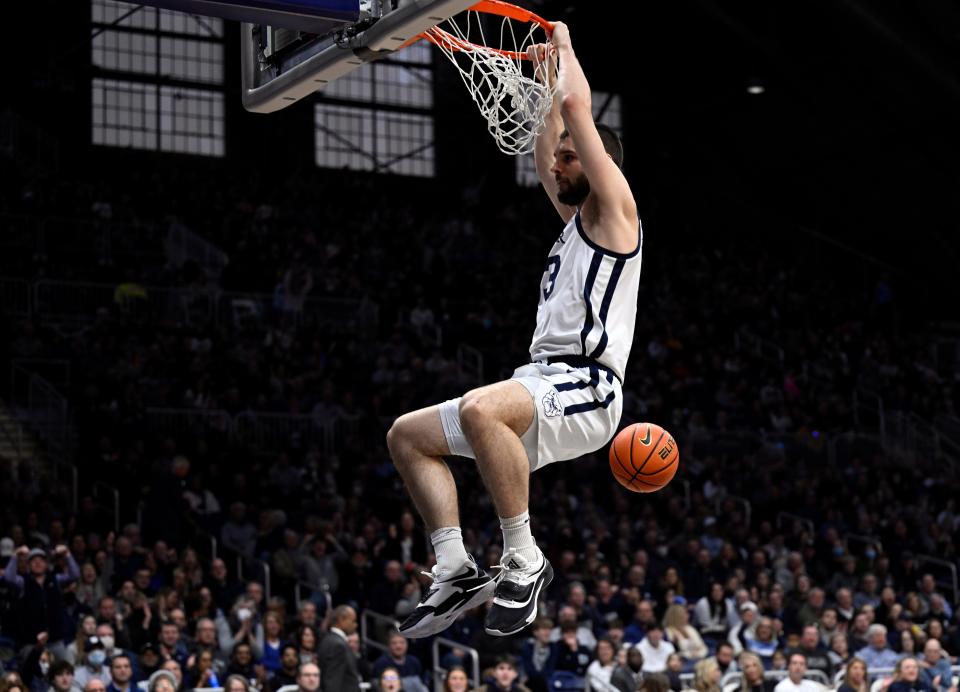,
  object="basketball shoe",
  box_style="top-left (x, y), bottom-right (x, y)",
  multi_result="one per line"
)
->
top-left (399, 556), bottom-right (496, 638)
top-left (484, 548), bottom-right (553, 636)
